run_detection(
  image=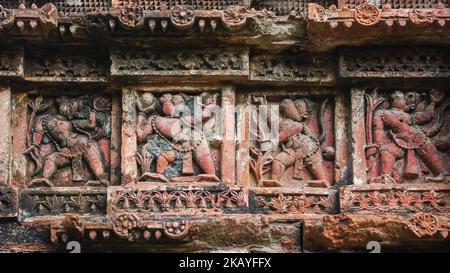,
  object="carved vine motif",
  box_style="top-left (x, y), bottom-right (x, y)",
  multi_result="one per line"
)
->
top-left (170, 5), bottom-right (195, 29)
top-left (248, 96), bottom-right (335, 188)
top-left (26, 54), bottom-right (108, 80)
top-left (112, 48), bottom-right (245, 74)
top-left (254, 192), bottom-right (336, 214)
top-left (354, 3), bottom-right (380, 26)
top-left (0, 5), bottom-right (14, 30)
top-left (409, 212), bottom-right (439, 237)
top-left (340, 47), bottom-right (450, 77)
top-left (24, 95), bottom-right (112, 187)
top-left (118, 5), bottom-right (144, 30)
top-left (21, 193), bottom-right (106, 216)
top-left (221, 5), bottom-right (247, 30)
top-left (0, 186), bottom-right (13, 212)
top-left (251, 55), bottom-right (333, 82)
top-left (409, 9), bottom-right (435, 24)
top-left (110, 189), bottom-right (246, 213)
top-left (342, 189), bottom-right (450, 213)
top-left (365, 90), bottom-right (449, 184)
top-left (0, 50), bottom-right (21, 75)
